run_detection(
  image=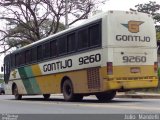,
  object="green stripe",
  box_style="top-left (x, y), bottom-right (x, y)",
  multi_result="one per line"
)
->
top-left (18, 67), bottom-right (33, 94)
top-left (18, 66), bottom-right (41, 94)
